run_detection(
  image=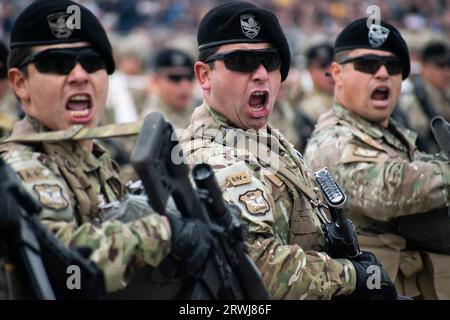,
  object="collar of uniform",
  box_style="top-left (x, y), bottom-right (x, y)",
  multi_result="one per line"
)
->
top-left (206, 103), bottom-right (236, 127)
top-left (334, 104), bottom-right (384, 139)
top-left (334, 104), bottom-right (417, 153)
